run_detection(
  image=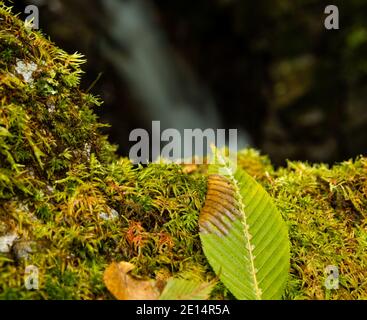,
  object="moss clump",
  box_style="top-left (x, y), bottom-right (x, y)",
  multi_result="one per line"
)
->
top-left (0, 4), bottom-right (366, 300)
top-left (0, 4), bottom-right (209, 299)
top-left (273, 159), bottom-right (367, 299)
